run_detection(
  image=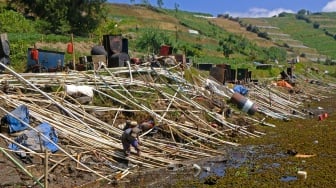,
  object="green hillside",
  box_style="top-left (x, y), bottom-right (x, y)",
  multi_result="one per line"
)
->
top-left (239, 12), bottom-right (336, 62)
top-left (1, 2), bottom-right (336, 76)
top-left (104, 4), bottom-right (336, 60)
top-left (104, 4), bottom-right (287, 66)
